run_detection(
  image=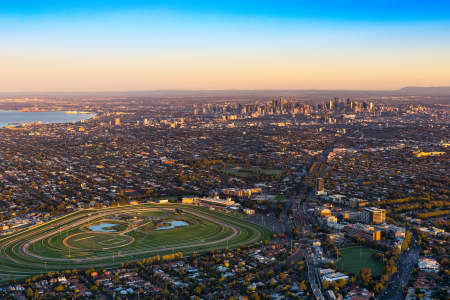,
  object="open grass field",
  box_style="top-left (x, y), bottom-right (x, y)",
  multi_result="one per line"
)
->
top-left (222, 164), bottom-right (283, 178)
top-left (0, 203), bottom-right (271, 282)
top-left (336, 246), bottom-right (383, 277)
